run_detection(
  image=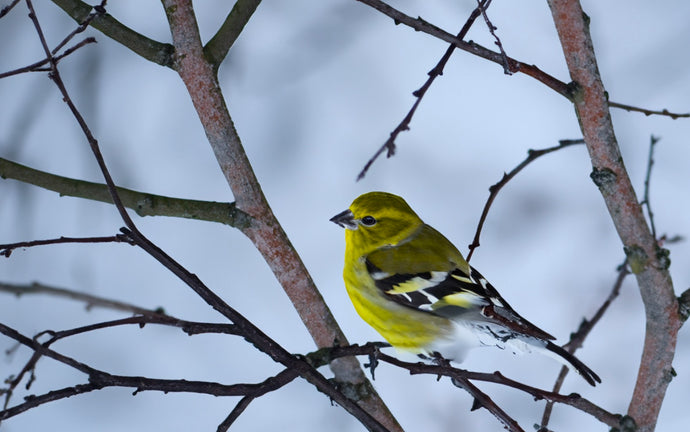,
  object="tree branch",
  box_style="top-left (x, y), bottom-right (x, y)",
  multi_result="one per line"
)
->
top-left (355, 0), bottom-right (572, 97)
top-left (309, 343), bottom-right (621, 429)
top-left (466, 139), bottom-right (584, 261)
top-left (608, 101), bottom-right (690, 119)
top-left (160, 1), bottom-right (401, 429)
top-left (0, 321), bottom-right (300, 421)
top-left (546, 2), bottom-right (680, 431)
top-left (0, 235), bottom-right (129, 257)
top-left (51, 0), bottom-right (174, 67)
top-left (0, 157), bottom-right (251, 227)
top-left (541, 259), bottom-right (629, 429)
top-left (357, 0), bottom-right (489, 180)
top-left (204, 0), bottom-right (262, 68)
